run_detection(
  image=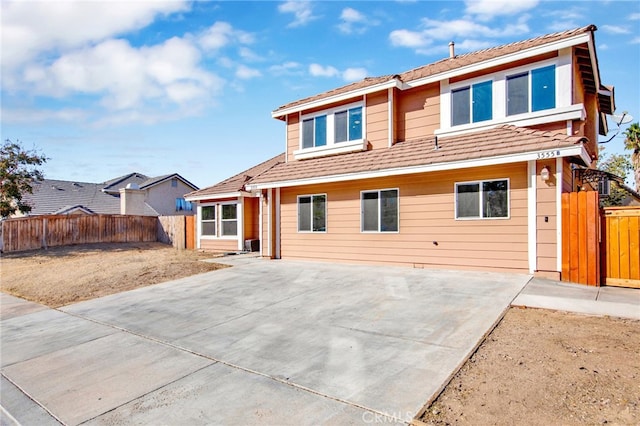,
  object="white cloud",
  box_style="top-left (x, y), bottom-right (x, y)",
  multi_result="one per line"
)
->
top-left (342, 67), bottom-right (368, 82)
top-left (1, 107), bottom-right (89, 124)
top-left (198, 21), bottom-right (254, 51)
top-left (629, 13), bottom-right (640, 20)
top-left (22, 37), bottom-right (223, 111)
top-left (338, 7), bottom-right (376, 34)
top-left (389, 29), bottom-right (431, 48)
top-left (632, 37), bottom-right (640, 44)
top-left (269, 61), bottom-right (303, 75)
top-left (278, 1), bottom-right (318, 28)
top-left (238, 47), bottom-right (264, 62)
top-left (601, 25), bottom-right (631, 35)
top-left (465, 0), bottom-right (539, 21)
top-left (421, 17), bottom-right (529, 40)
top-left (236, 65), bottom-right (262, 79)
top-left (309, 63), bottom-right (340, 78)
top-left (1, 0), bottom-right (190, 70)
